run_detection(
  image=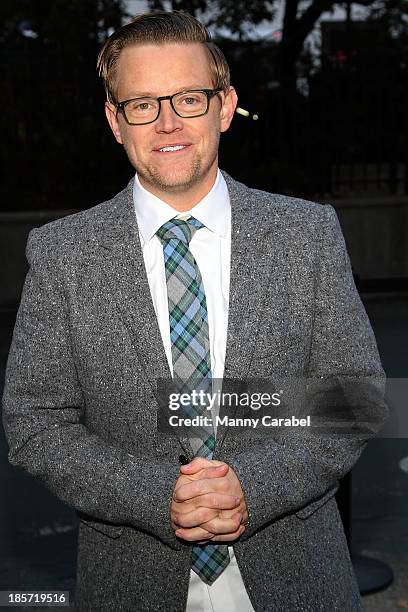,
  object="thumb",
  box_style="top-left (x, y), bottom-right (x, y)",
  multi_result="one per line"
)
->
top-left (180, 458), bottom-right (227, 476)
